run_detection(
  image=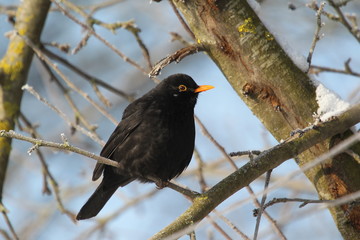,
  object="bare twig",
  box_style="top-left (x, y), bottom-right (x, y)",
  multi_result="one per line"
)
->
top-left (194, 149), bottom-right (208, 192)
top-left (86, 0), bottom-right (125, 12)
top-left (310, 58), bottom-right (360, 77)
top-left (51, 0), bottom-right (148, 74)
top-left (42, 47), bottom-right (135, 102)
top-left (208, 217), bottom-right (232, 240)
top-left (169, 0), bottom-right (195, 39)
top-left (22, 84), bottom-right (105, 145)
top-left (213, 209), bottom-right (250, 240)
top-left (253, 170), bottom-right (274, 240)
top-left (18, 34), bottom-right (119, 126)
top-left (0, 203), bottom-right (19, 240)
top-left (328, 0), bottom-right (360, 42)
top-left (196, 116), bottom-right (286, 239)
top-left (72, 31), bottom-right (91, 55)
top-left (307, 2), bottom-right (325, 70)
top-left (60, 0), bottom-right (132, 33)
top-left (90, 81), bottom-right (112, 107)
top-left (258, 197), bottom-right (333, 211)
top-left (188, 231), bottom-right (196, 240)
top-left (18, 113), bottom-right (76, 221)
top-left (195, 116), bottom-right (238, 169)
top-left (76, 189), bottom-right (159, 240)
top-left (42, 41), bottom-right (70, 53)
top-left (229, 150), bottom-right (262, 157)
top-left (170, 32), bottom-right (192, 46)
top-left (18, 113), bottom-right (51, 194)
top-left (0, 229), bottom-right (12, 240)
top-left (149, 44), bottom-right (205, 77)
top-left (36, 55), bottom-right (101, 133)
top-left (0, 130), bottom-right (118, 167)
top-left (166, 181), bottom-right (200, 200)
